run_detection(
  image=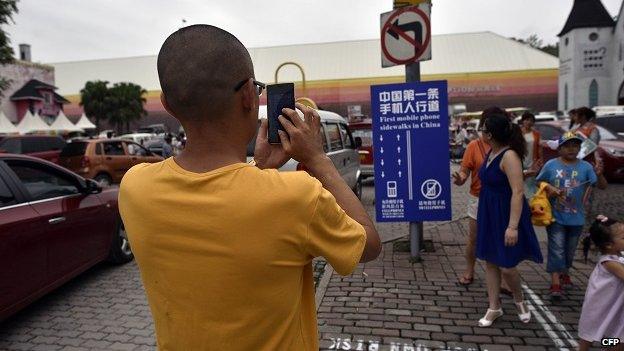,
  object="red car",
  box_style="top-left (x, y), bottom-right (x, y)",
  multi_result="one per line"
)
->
top-left (349, 120), bottom-right (374, 179)
top-left (0, 154), bottom-right (133, 321)
top-left (0, 135), bottom-right (66, 165)
top-left (534, 121), bottom-right (624, 182)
